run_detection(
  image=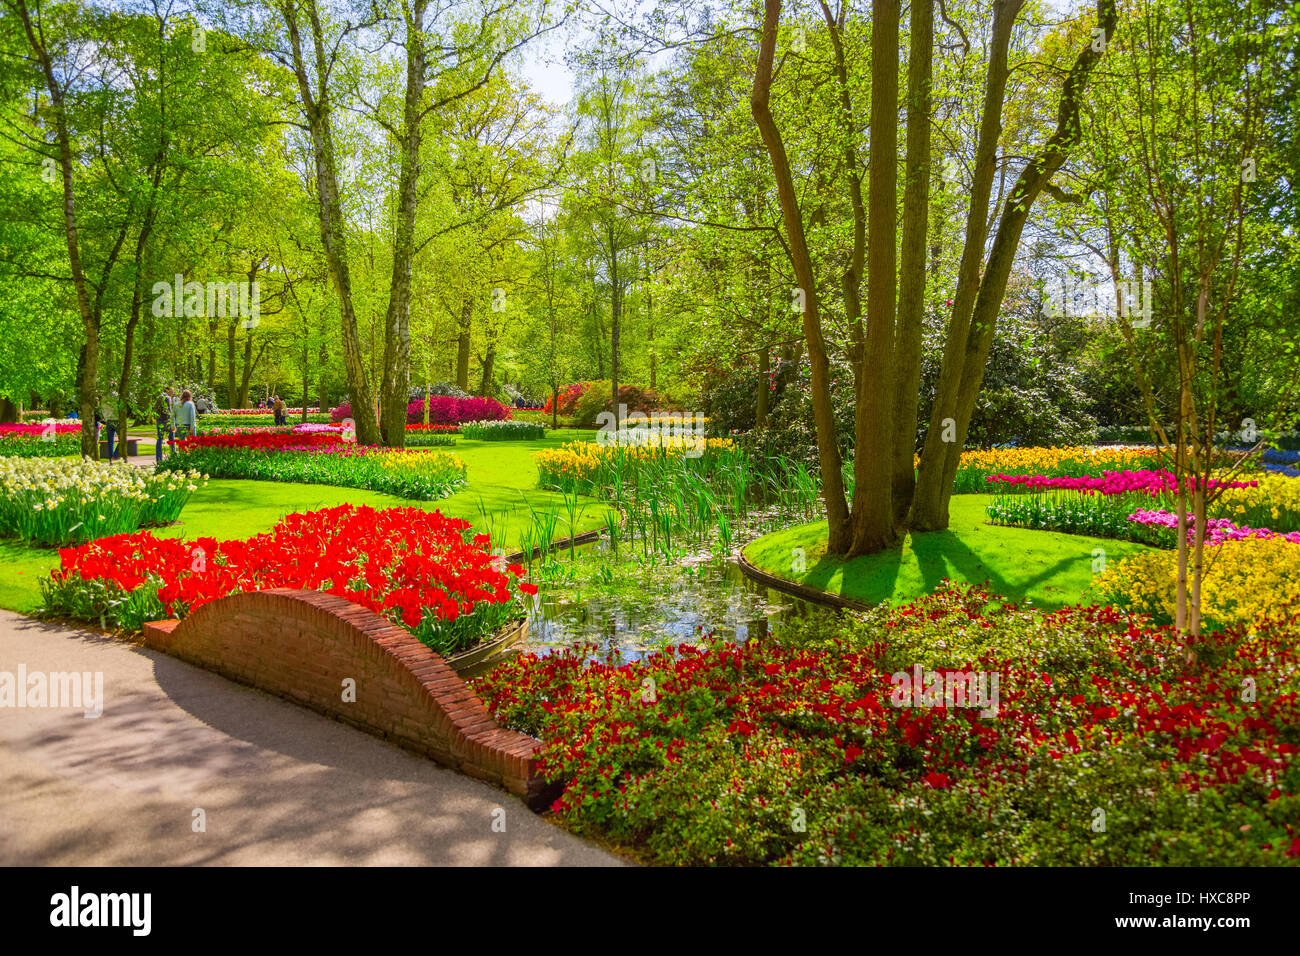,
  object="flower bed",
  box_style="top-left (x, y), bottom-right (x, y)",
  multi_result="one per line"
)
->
top-left (1214, 473), bottom-right (1300, 532)
top-left (0, 422), bottom-right (82, 458)
top-left (1127, 509), bottom-right (1300, 546)
top-left (159, 442), bottom-right (466, 500)
top-left (985, 469), bottom-right (1257, 497)
top-left (476, 584), bottom-right (1300, 866)
top-left (41, 504), bottom-right (537, 656)
top-left (1261, 449), bottom-right (1300, 477)
top-left (944, 446), bottom-right (1163, 494)
top-left (0, 458), bottom-right (206, 546)
top-left (534, 438), bottom-right (739, 493)
top-left (405, 423), bottom-right (459, 447)
top-left (177, 431), bottom-right (347, 452)
top-left (459, 419), bottom-right (545, 441)
top-left (983, 462), bottom-right (1300, 547)
top-left (200, 412), bottom-right (334, 430)
top-left (1097, 537), bottom-right (1300, 630)
top-left (218, 407), bottom-right (323, 415)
